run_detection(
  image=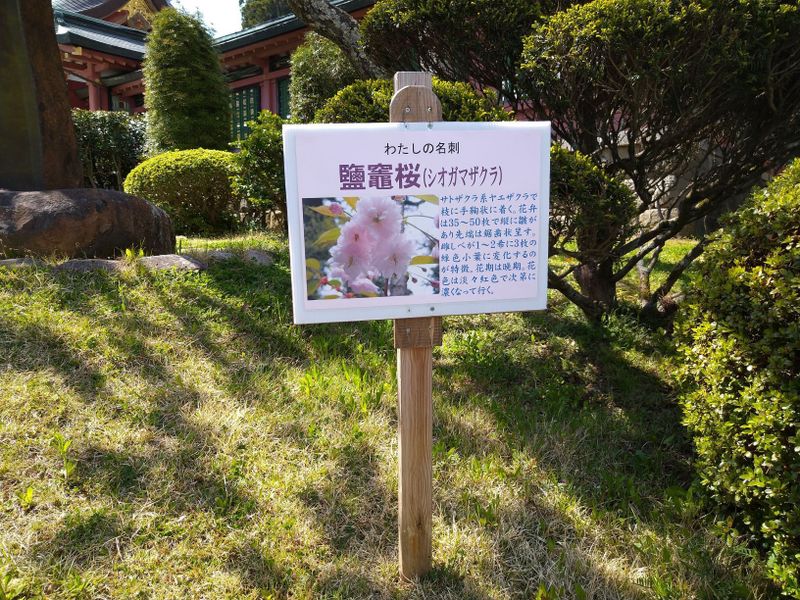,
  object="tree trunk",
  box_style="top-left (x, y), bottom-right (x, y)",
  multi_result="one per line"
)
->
top-left (0, 0), bottom-right (82, 190)
top-left (285, 0), bottom-right (388, 79)
top-left (574, 259), bottom-right (616, 316)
